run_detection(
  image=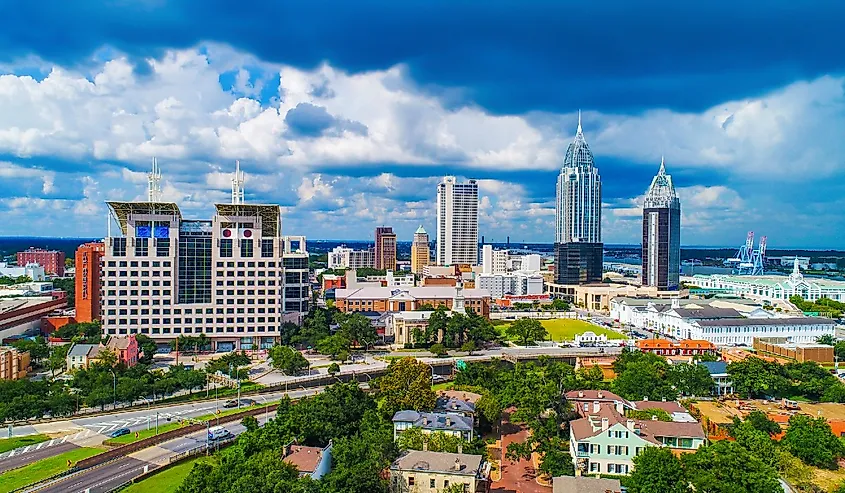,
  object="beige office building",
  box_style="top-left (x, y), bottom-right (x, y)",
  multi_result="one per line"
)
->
top-left (411, 226), bottom-right (430, 274)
